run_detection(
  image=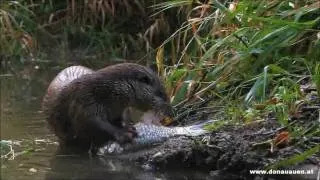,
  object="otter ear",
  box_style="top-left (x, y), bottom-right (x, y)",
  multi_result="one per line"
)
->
top-left (147, 63), bottom-right (158, 73)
